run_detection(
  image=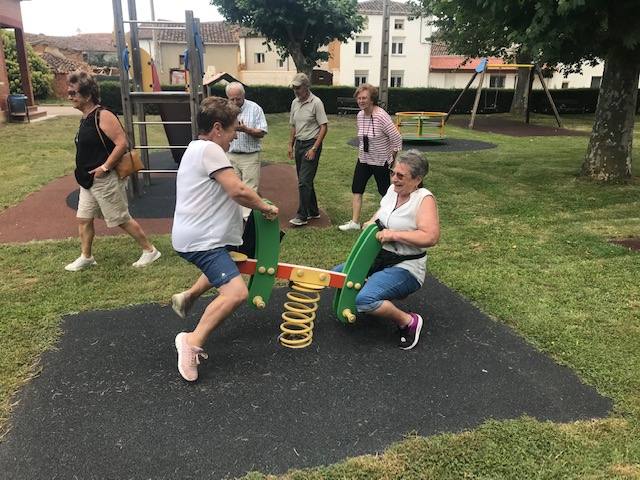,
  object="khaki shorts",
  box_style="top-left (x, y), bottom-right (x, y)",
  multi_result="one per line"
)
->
top-left (227, 151), bottom-right (261, 219)
top-left (77, 170), bottom-right (132, 227)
